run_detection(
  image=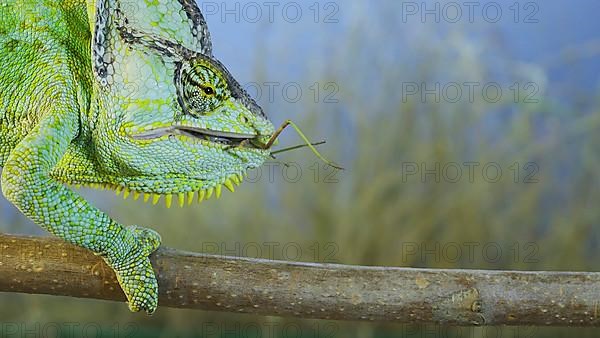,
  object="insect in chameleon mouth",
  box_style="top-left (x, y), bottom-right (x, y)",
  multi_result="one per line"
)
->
top-left (130, 125), bottom-right (261, 147)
